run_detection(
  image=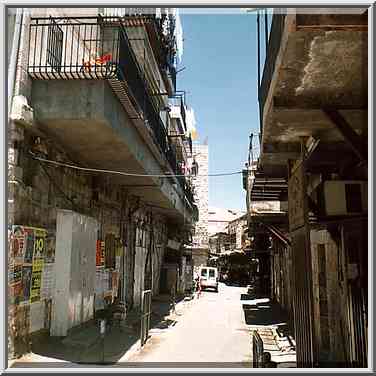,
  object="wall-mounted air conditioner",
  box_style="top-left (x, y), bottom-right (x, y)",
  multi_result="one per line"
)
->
top-left (321, 180), bottom-right (367, 216)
